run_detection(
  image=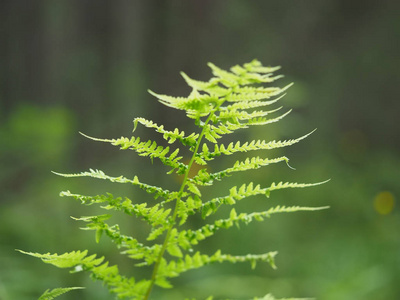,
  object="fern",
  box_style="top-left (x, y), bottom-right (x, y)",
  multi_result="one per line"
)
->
top-left (37, 287), bottom-right (84, 300)
top-left (20, 59), bottom-right (328, 300)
